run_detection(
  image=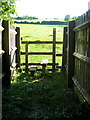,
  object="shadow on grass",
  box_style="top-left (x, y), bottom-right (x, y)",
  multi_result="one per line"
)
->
top-left (2, 71), bottom-right (90, 120)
